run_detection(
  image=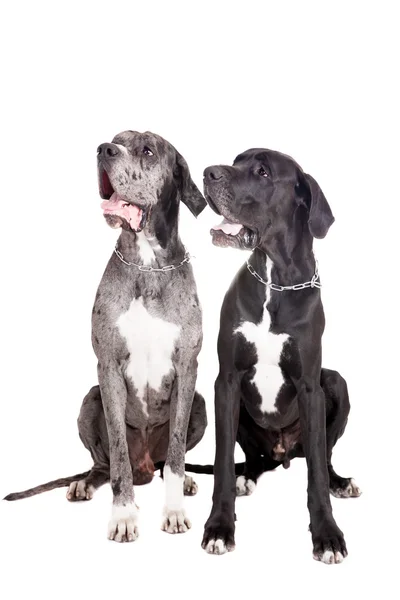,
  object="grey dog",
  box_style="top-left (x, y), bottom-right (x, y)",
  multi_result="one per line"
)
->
top-left (5, 131), bottom-right (208, 542)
